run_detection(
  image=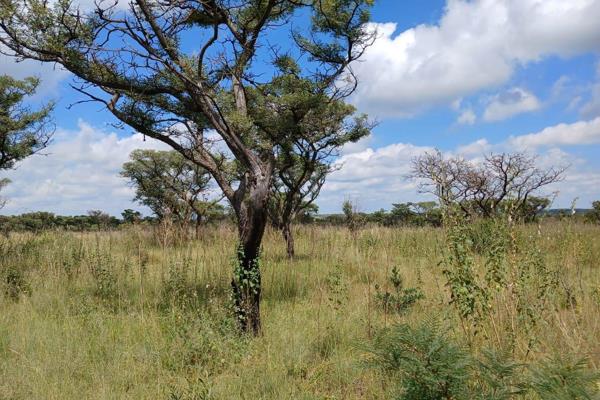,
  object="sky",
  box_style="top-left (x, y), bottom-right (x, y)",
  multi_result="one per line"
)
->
top-left (1, 0), bottom-right (600, 216)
